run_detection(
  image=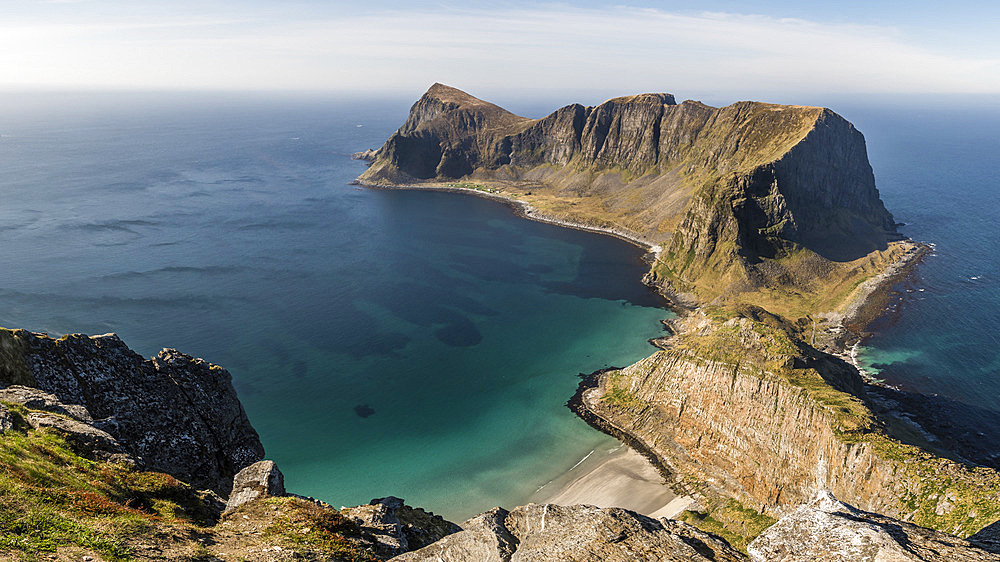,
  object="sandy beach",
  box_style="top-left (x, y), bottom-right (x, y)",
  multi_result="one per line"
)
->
top-left (528, 442), bottom-right (695, 519)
